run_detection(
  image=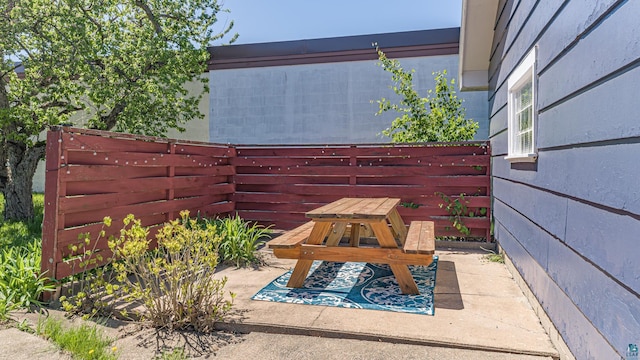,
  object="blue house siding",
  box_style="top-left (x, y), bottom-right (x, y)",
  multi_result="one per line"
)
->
top-left (538, 65), bottom-right (640, 149)
top-left (497, 220), bottom-right (620, 359)
top-left (488, 0), bottom-right (640, 358)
